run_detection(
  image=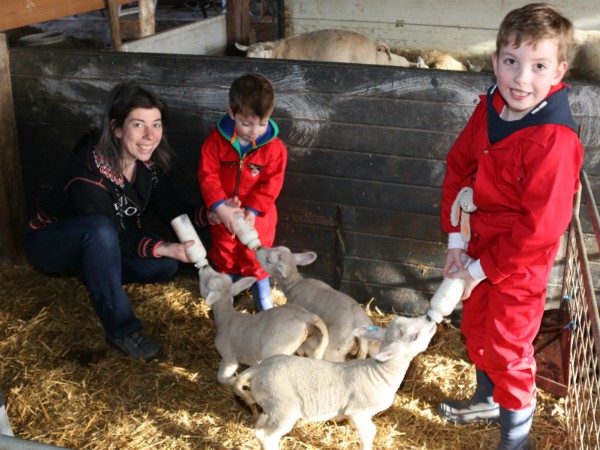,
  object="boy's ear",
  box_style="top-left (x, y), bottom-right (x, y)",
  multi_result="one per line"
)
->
top-left (491, 52), bottom-right (499, 75)
top-left (552, 60), bottom-right (568, 86)
top-left (226, 107), bottom-right (235, 120)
